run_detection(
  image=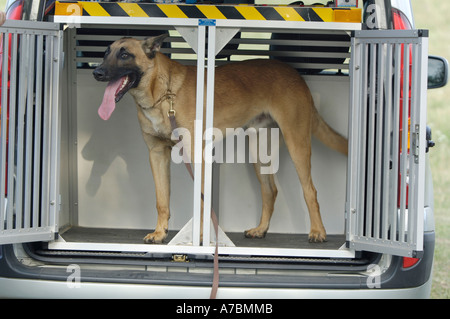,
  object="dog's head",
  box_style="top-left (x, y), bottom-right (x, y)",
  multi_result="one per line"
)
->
top-left (93, 34), bottom-right (167, 120)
